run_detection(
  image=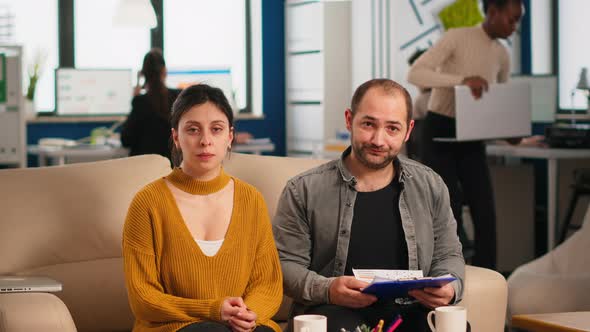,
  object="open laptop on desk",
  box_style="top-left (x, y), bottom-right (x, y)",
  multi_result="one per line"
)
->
top-left (434, 81), bottom-right (531, 142)
top-left (0, 276), bottom-right (62, 293)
